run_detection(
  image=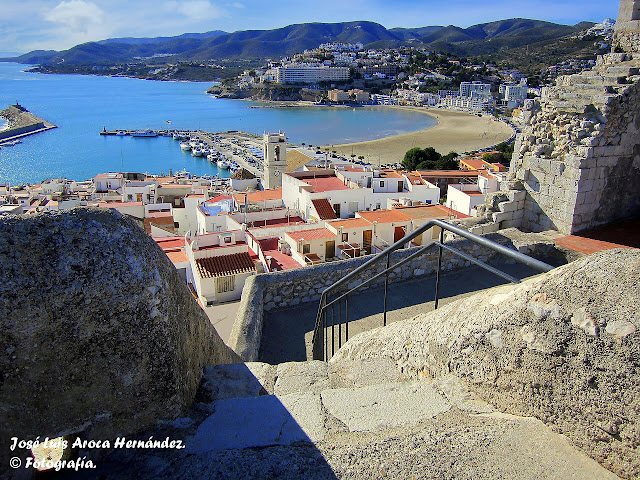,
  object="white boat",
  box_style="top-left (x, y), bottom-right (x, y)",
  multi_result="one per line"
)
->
top-left (207, 153), bottom-right (219, 162)
top-left (191, 148), bottom-right (203, 157)
top-left (131, 129), bottom-right (157, 137)
top-left (172, 133), bottom-right (182, 140)
top-left (180, 142), bottom-right (191, 151)
top-left (217, 159), bottom-right (230, 169)
top-left (116, 131), bottom-right (126, 136)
